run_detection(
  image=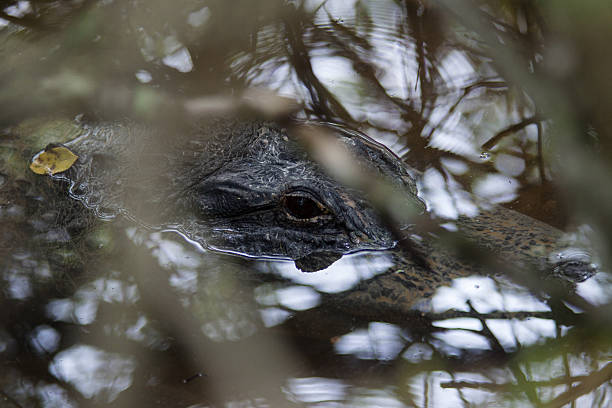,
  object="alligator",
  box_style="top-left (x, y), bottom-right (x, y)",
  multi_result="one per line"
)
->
top-left (30, 118), bottom-right (597, 315)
